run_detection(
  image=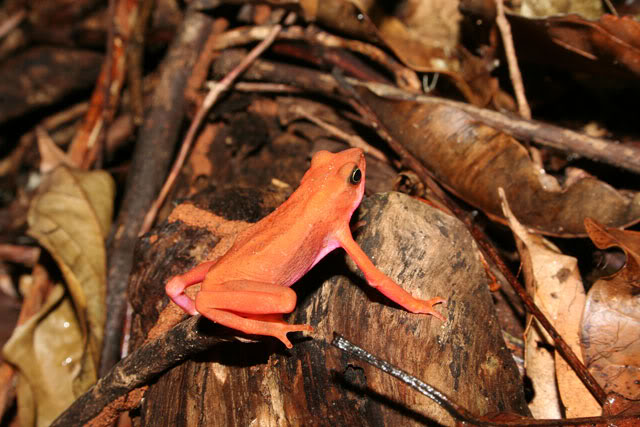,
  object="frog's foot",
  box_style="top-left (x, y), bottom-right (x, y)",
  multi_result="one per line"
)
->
top-left (245, 314), bottom-right (314, 347)
top-left (165, 261), bottom-right (216, 315)
top-left (409, 297), bottom-right (447, 322)
top-left (263, 321), bottom-right (314, 349)
top-left (196, 306), bottom-right (313, 348)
